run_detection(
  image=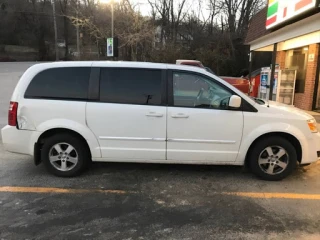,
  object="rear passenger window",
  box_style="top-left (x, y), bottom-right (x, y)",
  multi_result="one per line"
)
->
top-left (100, 68), bottom-right (162, 105)
top-left (25, 67), bottom-right (90, 100)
